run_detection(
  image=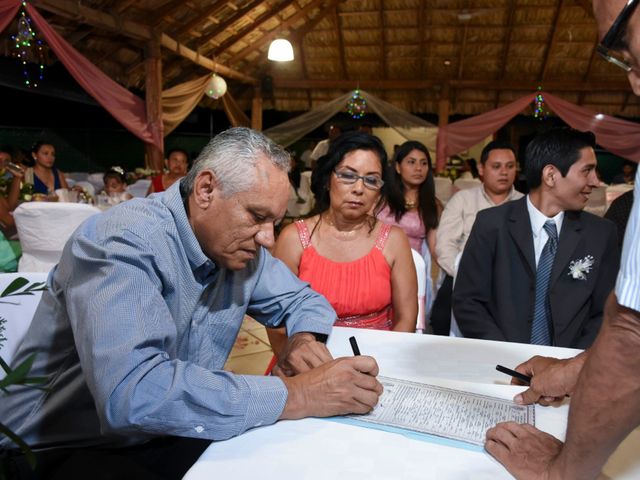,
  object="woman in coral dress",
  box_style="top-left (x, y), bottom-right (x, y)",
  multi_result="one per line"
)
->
top-left (268, 132), bottom-right (417, 359)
